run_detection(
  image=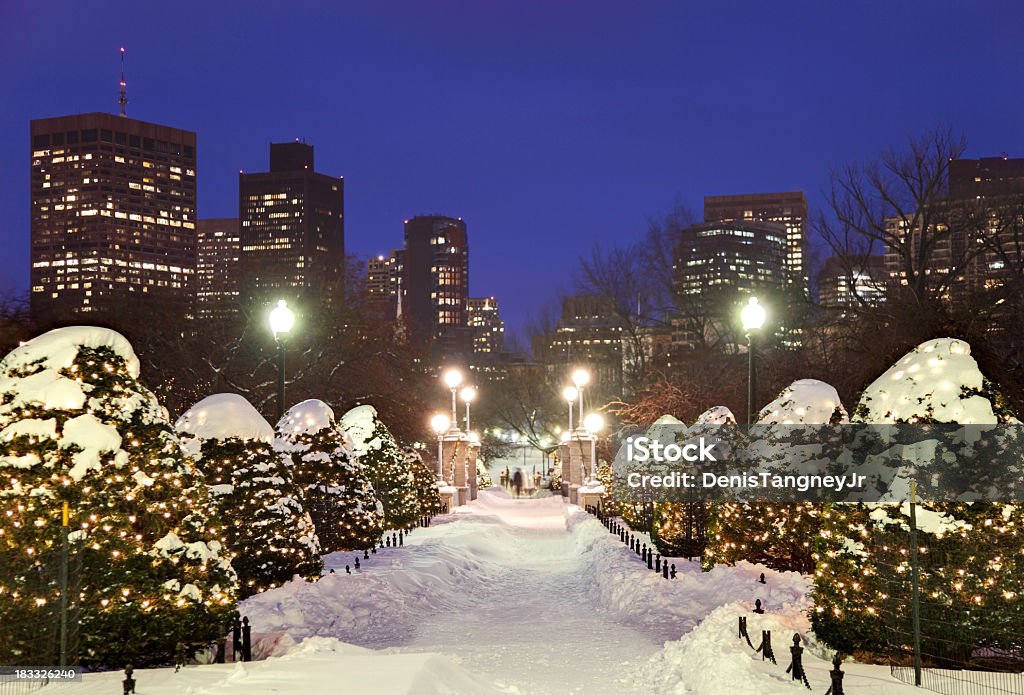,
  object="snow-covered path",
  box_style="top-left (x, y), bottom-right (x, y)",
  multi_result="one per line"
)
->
top-left (394, 492), bottom-right (661, 695)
